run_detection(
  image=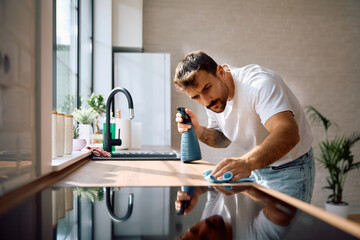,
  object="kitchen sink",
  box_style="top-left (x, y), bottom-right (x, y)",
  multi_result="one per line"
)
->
top-left (92, 150), bottom-right (181, 161)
